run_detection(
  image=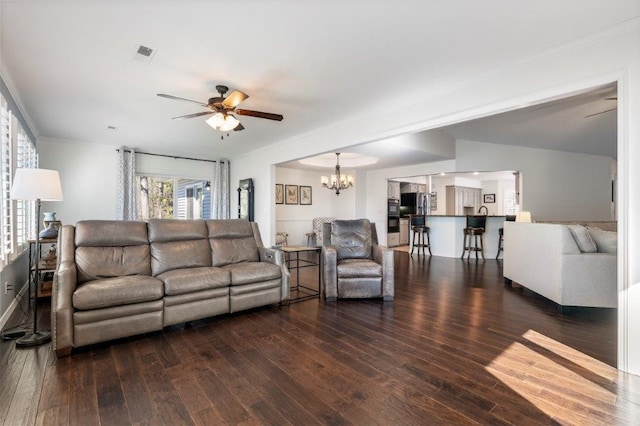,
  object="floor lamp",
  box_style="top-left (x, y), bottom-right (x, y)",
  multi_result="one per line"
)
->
top-left (10, 168), bottom-right (64, 347)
